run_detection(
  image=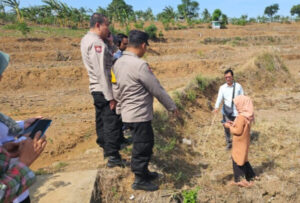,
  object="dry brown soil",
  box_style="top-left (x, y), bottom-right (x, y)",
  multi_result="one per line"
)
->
top-left (0, 23), bottom-right (300, 202)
